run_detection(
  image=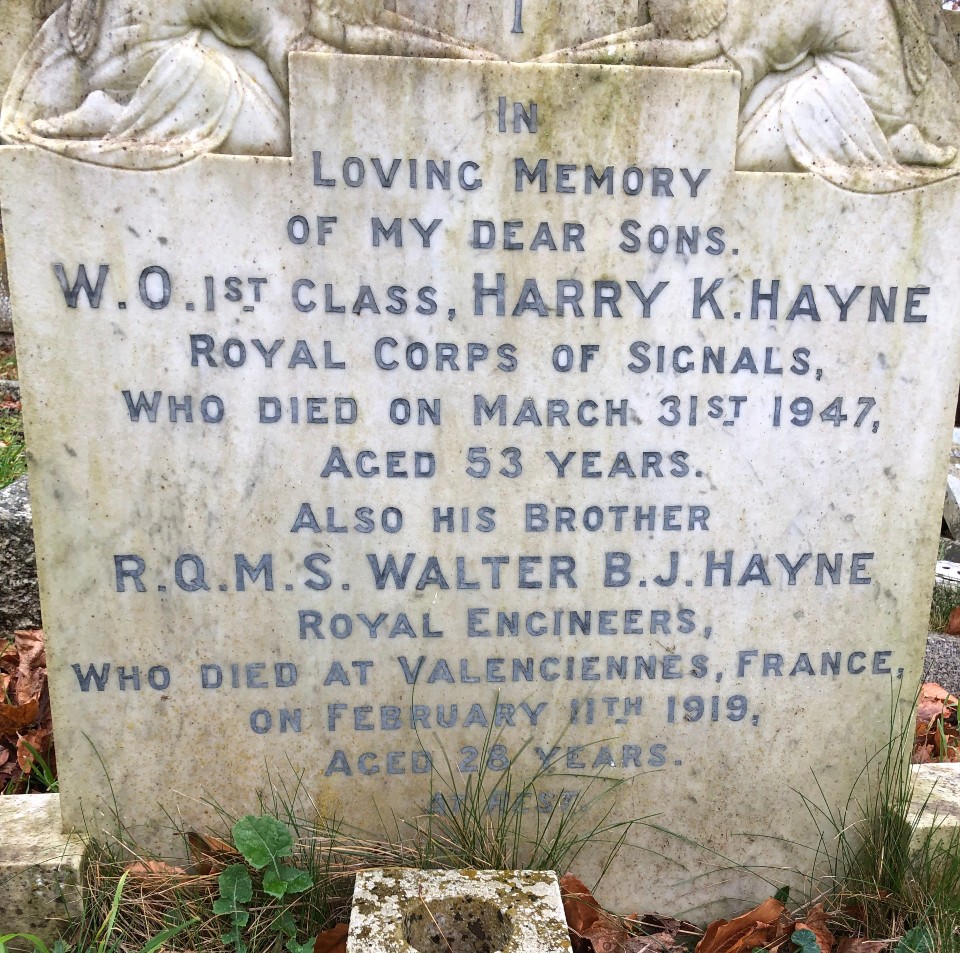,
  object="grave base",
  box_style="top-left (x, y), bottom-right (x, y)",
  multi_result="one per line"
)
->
top-left (908, 763), bottom-right (960, 851)
top-left (0, 794), bottom-right (84, 949)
